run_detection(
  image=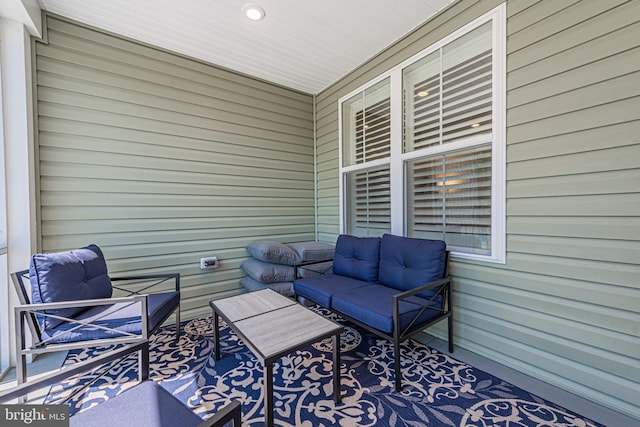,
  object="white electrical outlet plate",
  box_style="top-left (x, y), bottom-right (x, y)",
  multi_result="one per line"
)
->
top-left (200, 256), bottom-right (218, 269)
